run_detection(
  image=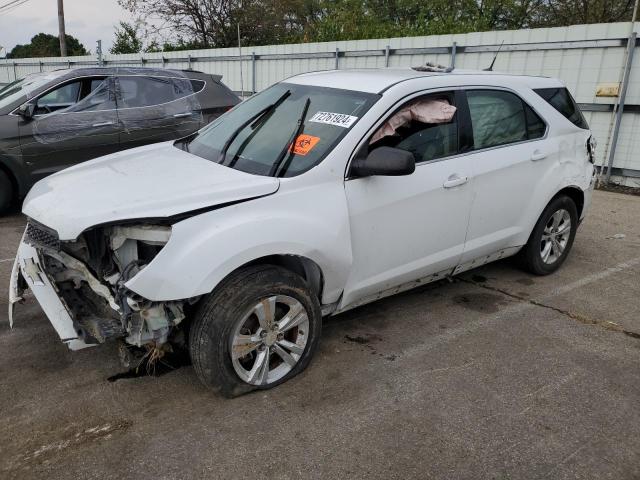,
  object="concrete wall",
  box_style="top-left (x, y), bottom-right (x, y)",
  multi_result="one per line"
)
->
top-left (1, 22), bottom-right (639, 181)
